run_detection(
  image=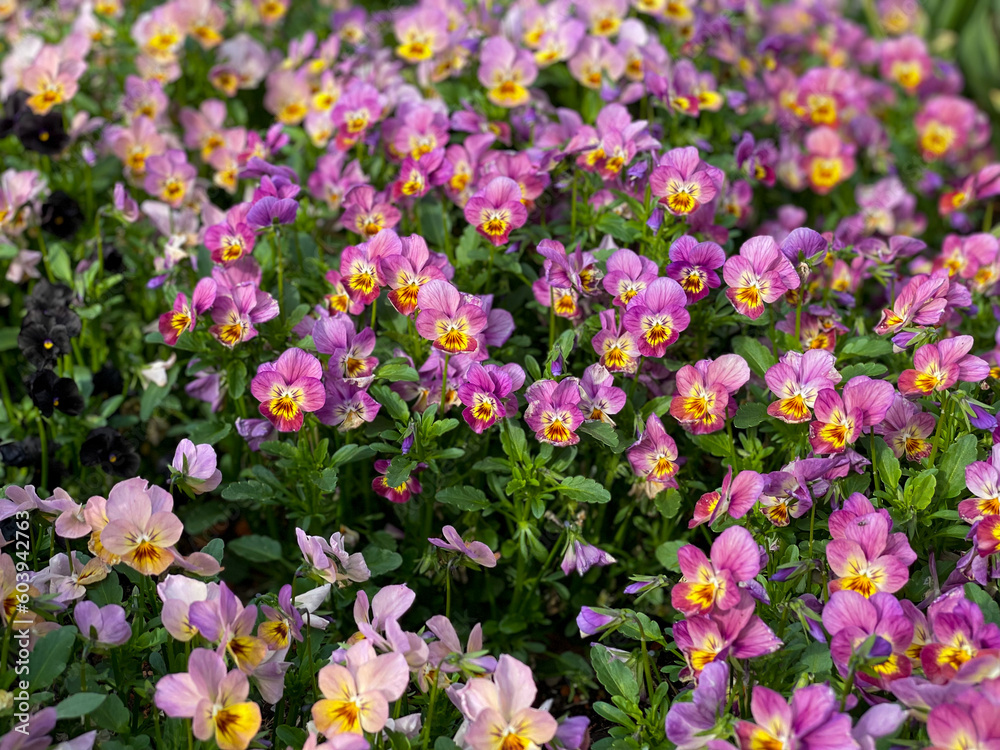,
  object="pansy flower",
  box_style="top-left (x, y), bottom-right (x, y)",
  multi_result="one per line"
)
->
top-left (415, 280), bottom-right (488, 354)
top-left (628, 414), bottom-right (679, 487)
top-left (664, 236), bottom-right (726, 304)
top-left (457, 363), bottom-right (525, 434)
top-left (478, 37), bottom-right (537, 108)
top-left (591, 308), bottom-right (641, 374)
top-left (674, 591), bottom-right (781, 677)
top-left (915, 95), bottom-right (983, 161)
top-left (823, 590), bottom-right (914, 688)
top-left (875, 395), bottom-right (936, 463)
top-left (765, 349), bottom-right (842, 424)
top-left (464, 176), bottom-right (528, 247)
top-left (340, 185), bottom-right (401, 240)
top-left (672, 526), bottom-right (763, 615)
top-left (809, 377), bottom-right (896, 455)
top-left (205, 204), bottom-right (256, 264)
top-left (622, 276), bottom-right (690, 357)
top-left (313, 316), bottom-right (378, 386)
top-left (874, 271), bottom-right (950, 336)
top-left (689, 467), bottom-right (766, 529)
top-left (802, 127), bottom-right (855, 195)
top-left (537, 239), bottom-right (603, 297)
top-left (315, 379), bottom-right (381, 432)
top-left (723, 236), bottom-right (800, 320)
top-left (524, 378), bottom-right (585, 446)
top-left (578, 364), bottom-right (626, 424)
top-left (393, 6), bottom-right (448, 63)
top-left (340, 229), bottom-right (402, 306)
top-left (898, 336), bottom-right (990, 397)
top-left (331, 82), bottom-right (382, 152)
top-left (144, 149), bottom-right (196, 207)
top-left (429, 525), bottom-right (498, 568)
top-left (602, 248), bottom-right (658, 307)
top-left (380, 234), bottom-right (446, 316)
top-left (650, 147), bottom-right (722, 217)
top-left (670, 354), bottom-right (750, 435)
top-left (960, 453), bottom-right (1000, 524)
top-left (920, 589), bottom-right (1000, 683)
top-left (372, 460), bottom-right (423, 504)
top-left (827, 511), bottom-right (910, 598)
top-left (209, 284), bottom-right (278, 347)
top-left (159, 277), bottom-right (217, 345)
top-left (99, 478), bottom-right (183, 577)
top-left (735, 684), bottom-right (856, 750)
top-left (250, 349), bottom-right (326, 432)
